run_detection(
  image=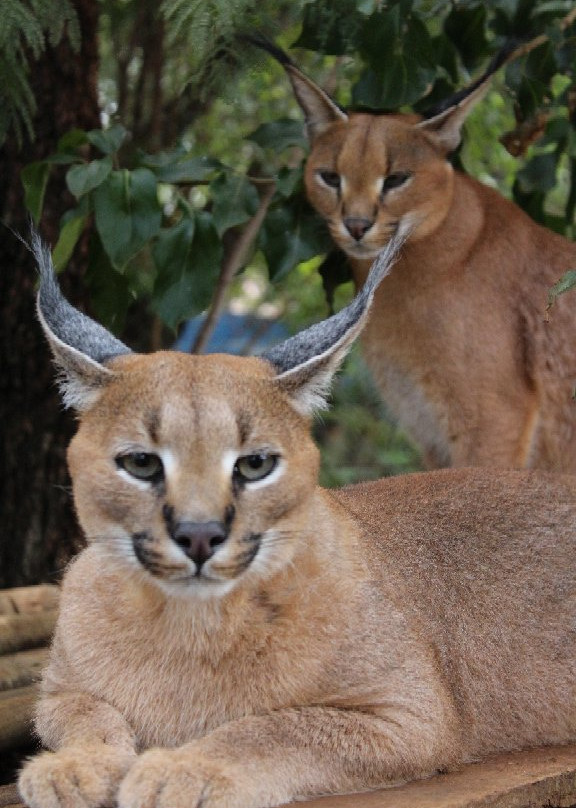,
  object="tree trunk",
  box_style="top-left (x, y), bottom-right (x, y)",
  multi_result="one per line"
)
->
top-left (0, 0), bottom-right (100, 587)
